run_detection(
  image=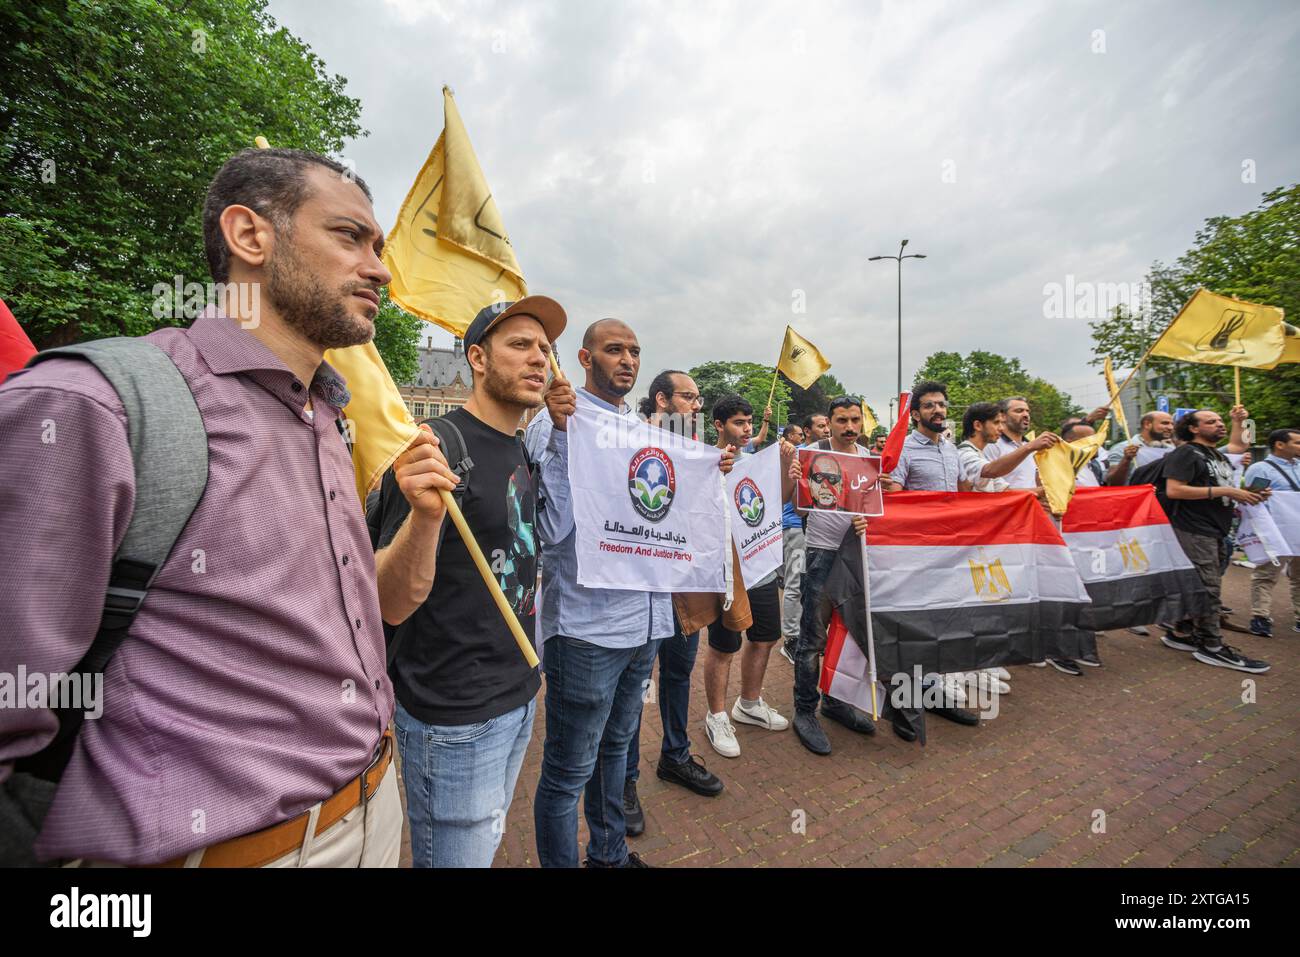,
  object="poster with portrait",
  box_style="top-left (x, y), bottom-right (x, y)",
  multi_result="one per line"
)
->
top-left (795, 448), bottom-right (884, 516)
